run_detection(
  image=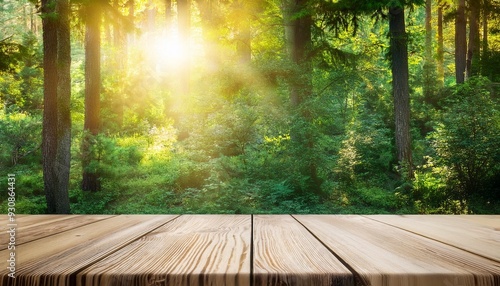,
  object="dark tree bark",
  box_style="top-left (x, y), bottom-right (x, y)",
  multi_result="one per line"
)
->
top-left (466, 0), bottom-right (480, 79)
top-left (389, 6), bottom-right (413, 177)
top-left (42, 0), bottom-right (71, 213)
top-left (82, 0), bottom-right (102, 192)
top-left (42, 0), bottom-right (60, 213)
top-left (482, 0), bottom-right (489, 75)
top-left (437, 1), bottom-right (445, 85)
top-left (55, 0), bottom-right (71, 213)
top-left (455, 0), bottom-right (467, 84)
